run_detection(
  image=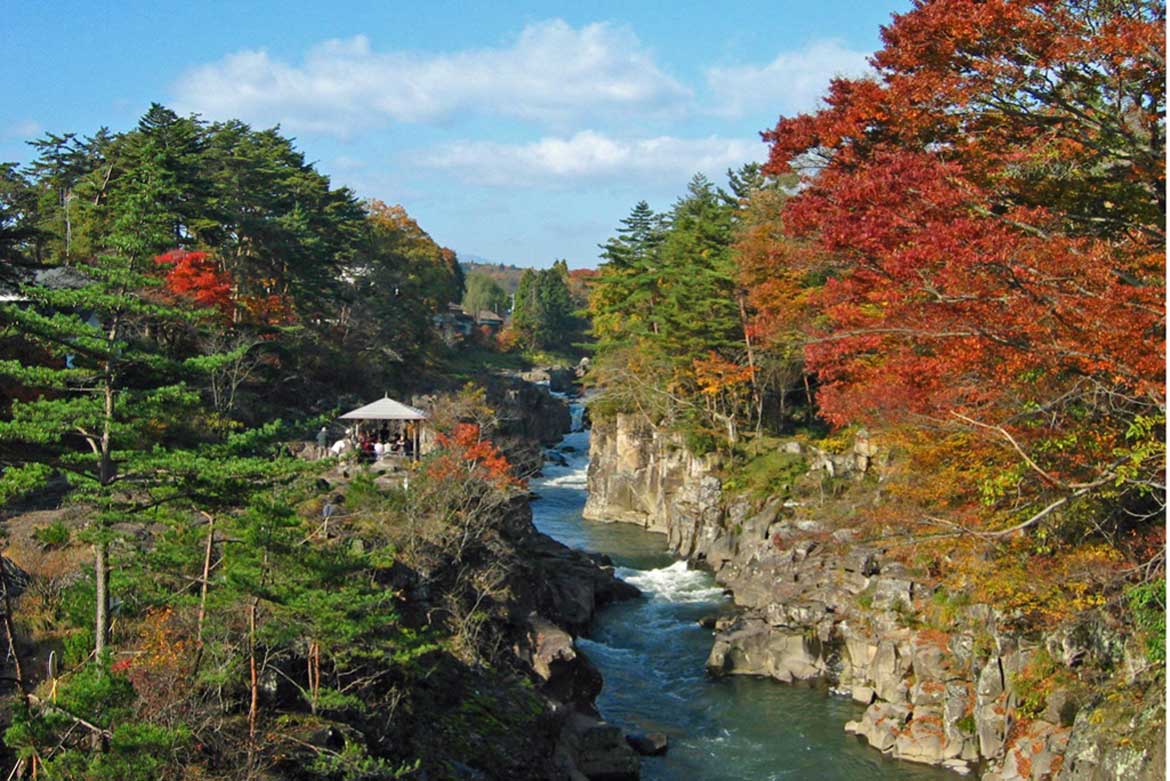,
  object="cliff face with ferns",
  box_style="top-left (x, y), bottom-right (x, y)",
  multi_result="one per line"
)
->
top-left (585, 413), bottom-right (1165, 780)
